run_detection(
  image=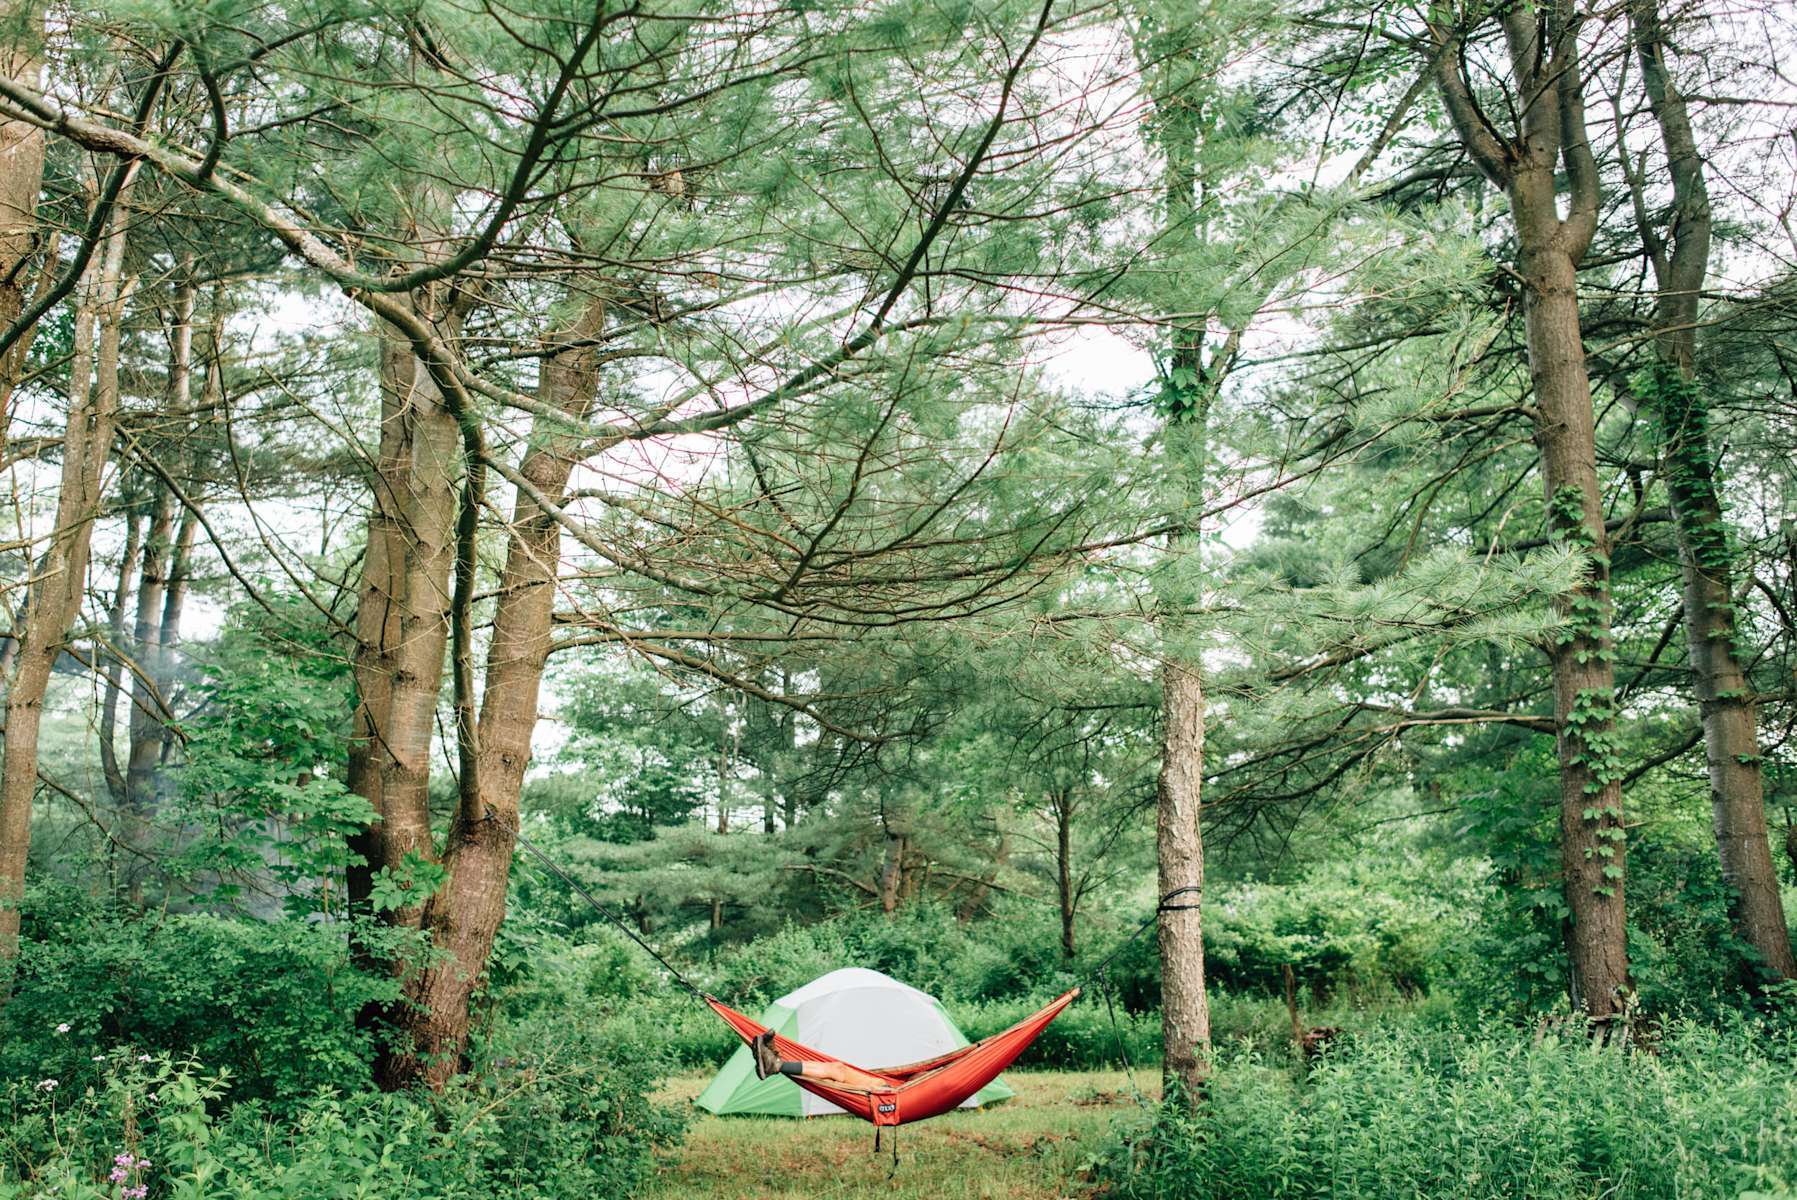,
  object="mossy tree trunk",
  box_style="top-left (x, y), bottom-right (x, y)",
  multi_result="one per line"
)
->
top-left (1431, 2), bottom-right (1631, 1019)
top-left (1626, 0), bottom-right (1795, 980)
top-left (1154, 98), bottom-right (1213, 1101)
